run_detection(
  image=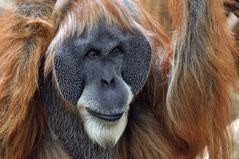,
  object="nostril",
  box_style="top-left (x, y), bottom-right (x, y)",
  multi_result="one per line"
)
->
top-left (101, 77), bottom-right (115, 88)
top-left (101, 79), bottom-right (109, 87)
top-left (110, 78), bottom-right (115, 88)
